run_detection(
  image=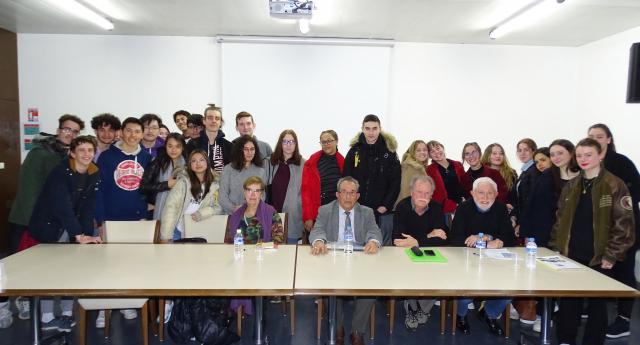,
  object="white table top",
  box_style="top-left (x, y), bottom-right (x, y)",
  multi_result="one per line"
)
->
top-left (0, 244), bottom-right (298, 297)
top-left (294, 246), bottom-right (639, 297)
